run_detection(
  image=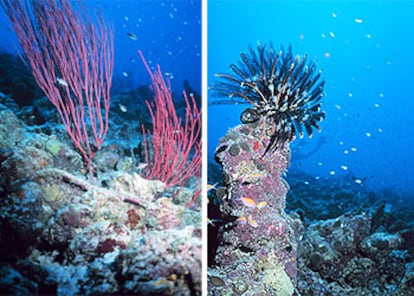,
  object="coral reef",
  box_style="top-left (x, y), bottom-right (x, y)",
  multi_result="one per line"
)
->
top-left (208, 118), bottom-right (298, 295)
top-left (0, 101), bottom-right (201, 295)
top-left (209, 44), bottom-right (326, 295)
top-left (209, 157), bottom-right (414, 295)
top-left (208, 42), bottom-right (414, 295)
top-left (285, 172), bottom-right (414, 295)
top-left (296, 207), bottom-right (412, 295)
